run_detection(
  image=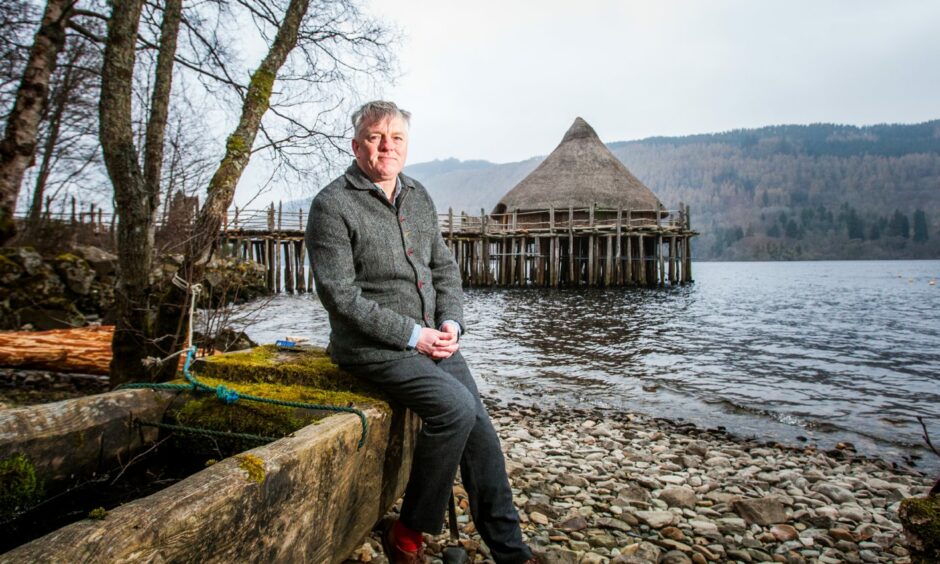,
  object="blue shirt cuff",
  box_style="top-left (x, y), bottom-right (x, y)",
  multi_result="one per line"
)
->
top-left (407, 323), bottom-right (421, 349)
top-left (440, 320), bottom-right (463, 337)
